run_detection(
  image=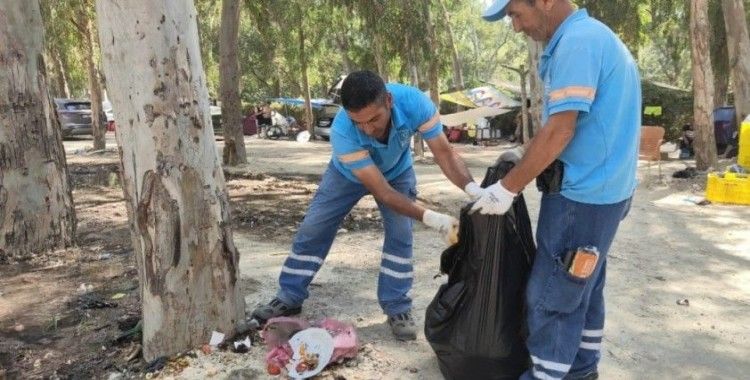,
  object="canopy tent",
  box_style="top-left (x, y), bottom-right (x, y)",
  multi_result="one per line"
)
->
top-left (439, 85), bottom-right (521, 109)
top-left (440, 91), bottom-right (477, 108)
top-left (269, 97), bottom-right (333, 110)
top-left (440, 106), bottom-right (512, 127)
